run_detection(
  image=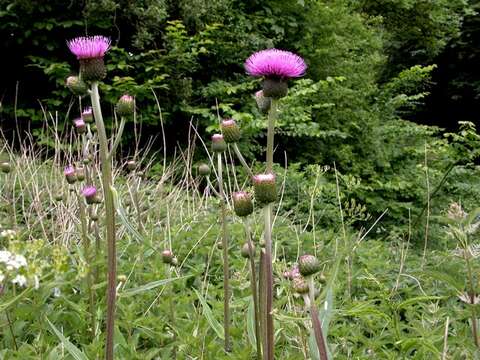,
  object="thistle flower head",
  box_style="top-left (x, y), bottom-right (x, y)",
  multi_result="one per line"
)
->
top-left (255, 90), bottom-right (271, 113)
top-left (241, 242), bottom-right (255, 258)
top-left (82, 186), bottom-right (97, 198)
top-left (64, 166), bottom-right (75, 176)
top-left (126, 160), bottom-right (136, 171)
top-left (232, 191), bottom-right (254, 217)
top-left (198, 163), bottom-right (211, 177)
top-left (220, 119), bottom-right (241, 143)
top-left (116, 94), bottom-right (135, 116)
top-left (253, 173), bottom-right (276, 205)
top-left (211, 133), bottom-right (227, 153)
top-left (245, 49), bottom-right (307, 79)
top-left (67, 36), bottom-right (111, 60)
top-left (73, 118), bottom-right (86, 133)
top-left (82, 107), bottom-right (94, 123)
top-left (66, 75), bottom-right (88, 96)
top-left (298, 254), bottom-right (320, 277)
top-left (292, 276), bottom-right (309, 294)
top-left (74, 118), bottom-right (85, 127)
top-left (162, 250), bottom-right (174, 264)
